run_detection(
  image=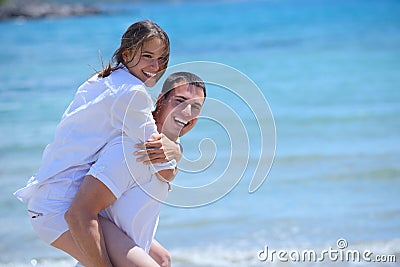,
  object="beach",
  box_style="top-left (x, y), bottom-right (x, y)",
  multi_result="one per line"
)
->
top-left (1, 0), bottom-right (399, 266)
